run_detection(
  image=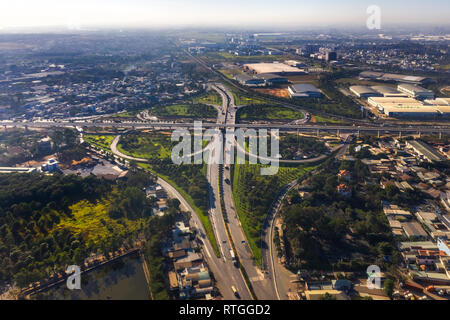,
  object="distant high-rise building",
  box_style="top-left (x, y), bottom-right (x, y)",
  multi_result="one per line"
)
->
top-left (325, 51), bottom-right (337, 62)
